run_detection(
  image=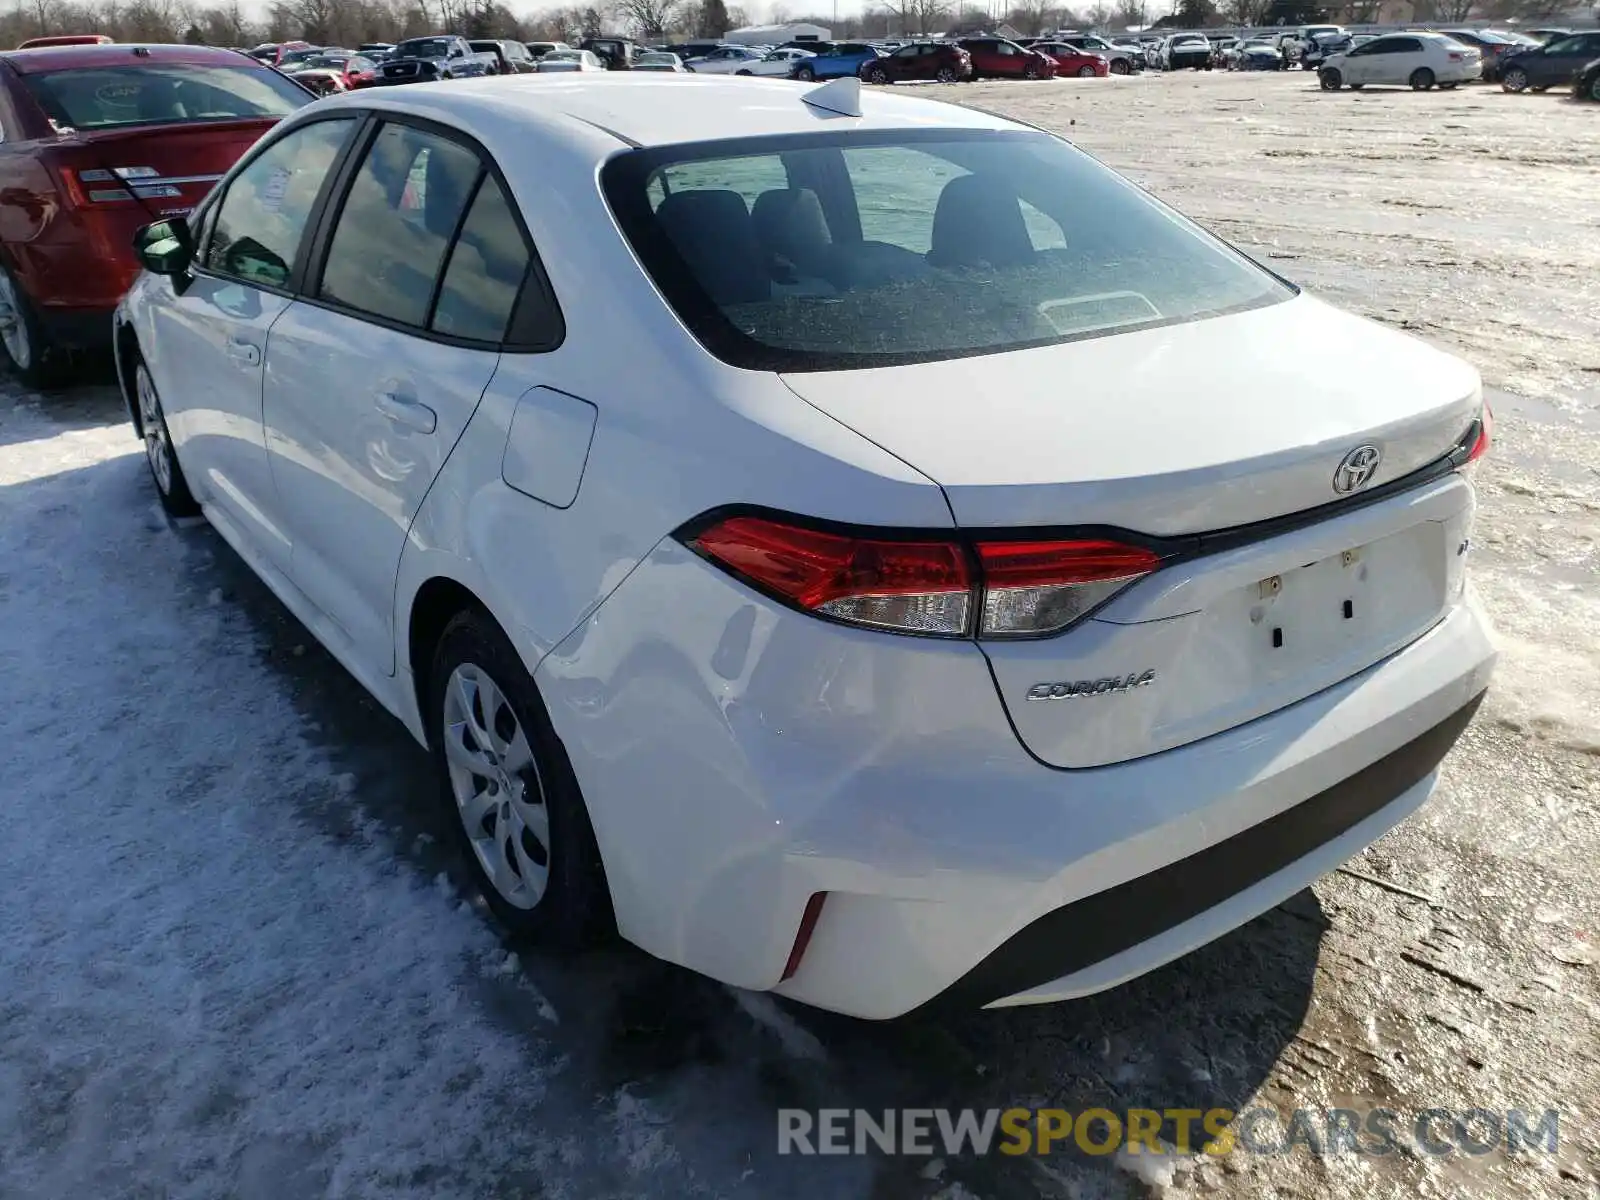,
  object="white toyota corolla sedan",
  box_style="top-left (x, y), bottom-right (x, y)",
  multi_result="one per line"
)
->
top-left (115, 74), bottom-right (1496, 1019)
